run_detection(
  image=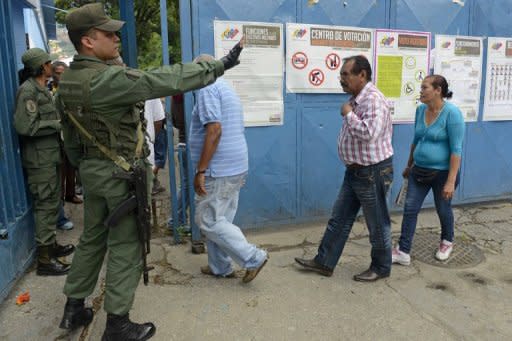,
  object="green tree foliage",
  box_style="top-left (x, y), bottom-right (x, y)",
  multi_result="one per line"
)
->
top-left (54, 0), bottom-right (181, 68)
